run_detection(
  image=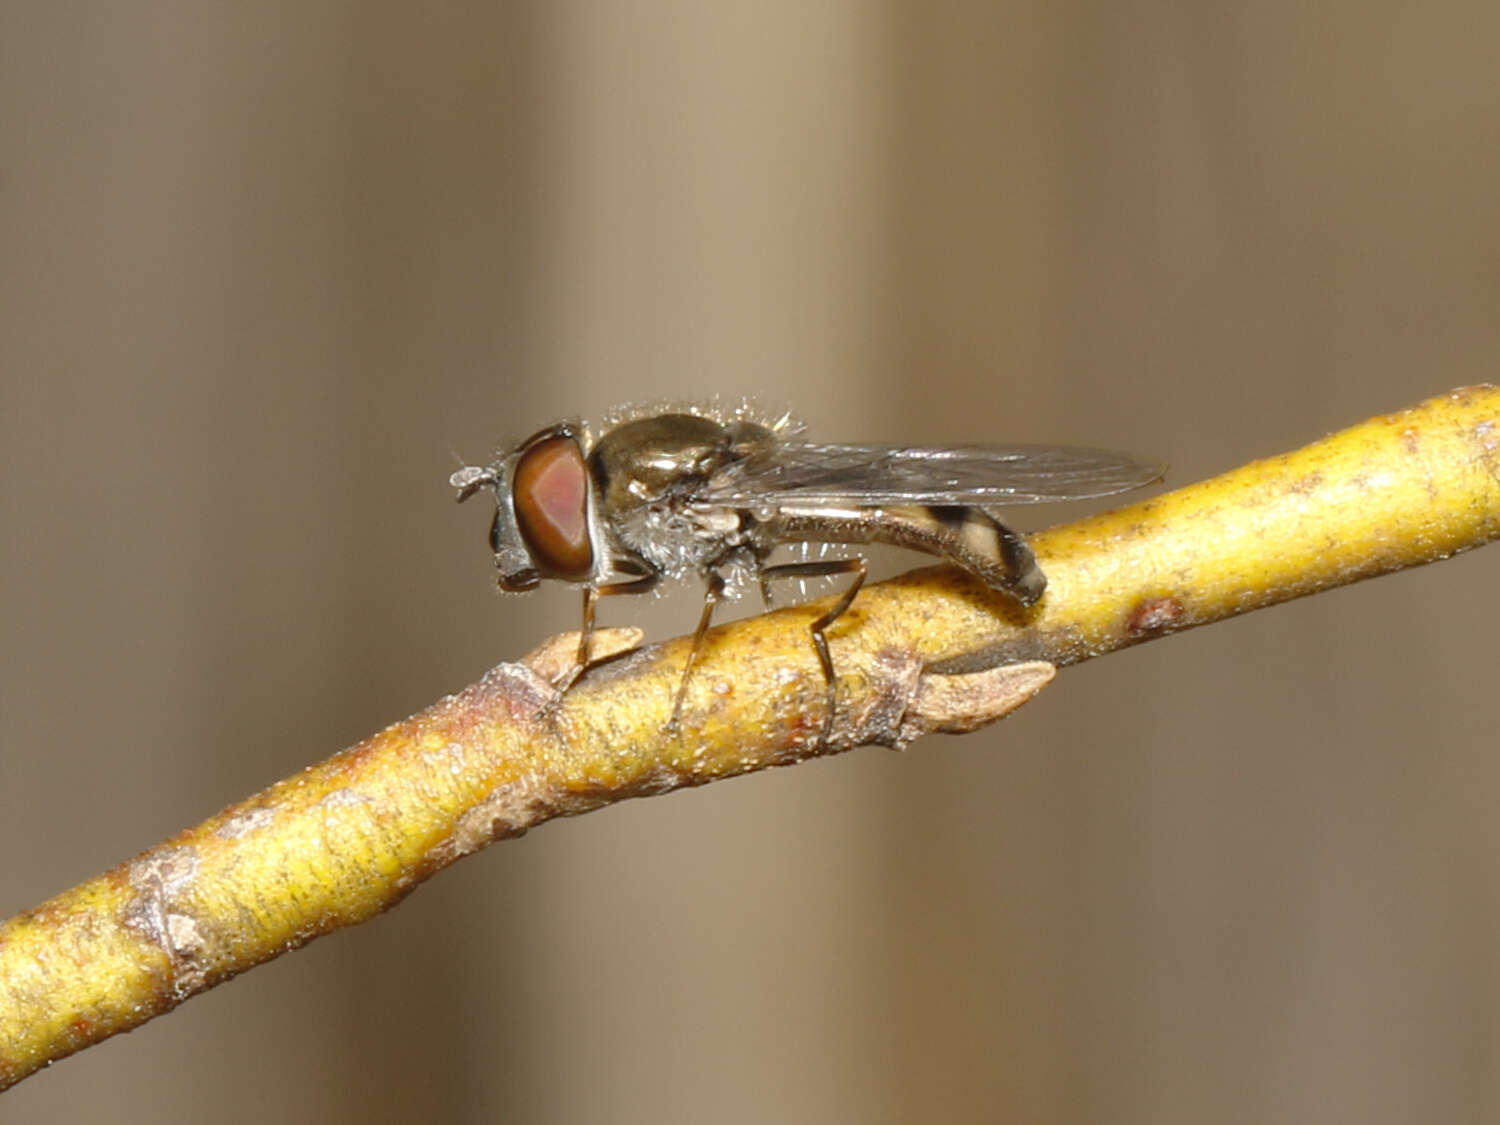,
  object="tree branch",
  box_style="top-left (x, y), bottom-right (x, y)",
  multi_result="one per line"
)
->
top-left (2, 385), bottom-right (1497, 1091)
